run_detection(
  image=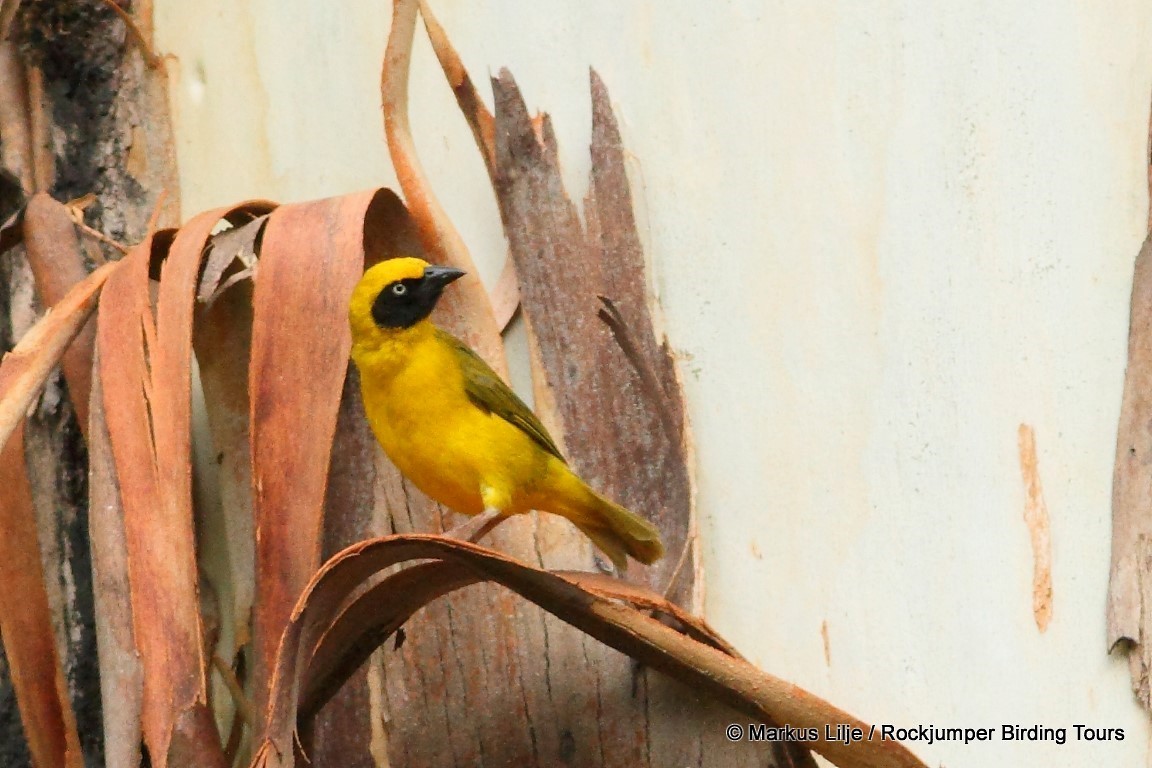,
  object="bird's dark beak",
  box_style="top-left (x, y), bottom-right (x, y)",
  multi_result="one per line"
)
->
top-left (423, 264), bottom-right (466, 289)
